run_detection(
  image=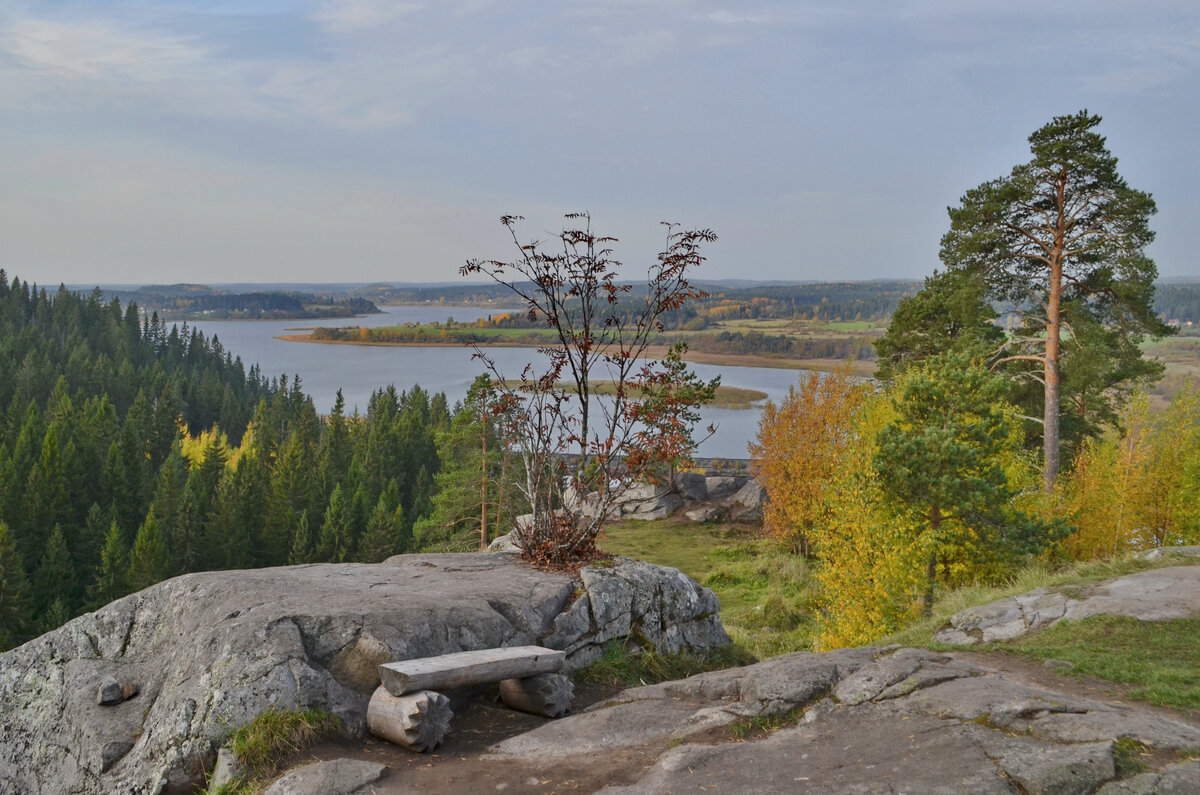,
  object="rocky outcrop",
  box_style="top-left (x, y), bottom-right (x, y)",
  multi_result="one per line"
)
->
top-left (552, 474), bottom-right (767, 526)
top-left (934, 565), bottom-right (1200, 645)
top-left (491, 646), bottom-right (1200, 793)
top-left (0, 553), bottom-right (727, 795)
